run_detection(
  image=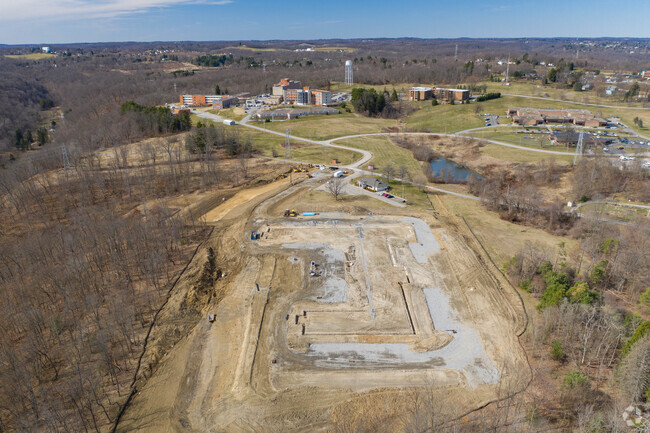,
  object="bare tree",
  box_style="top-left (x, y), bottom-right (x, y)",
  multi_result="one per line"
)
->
top-left (398, 165), bottom-right (409, 182)
top-left (327, 178), bottom-right (345, 201)
top-left (618, 335), bottom-right (650, 402)
top-left (382, 163), bottom-right (396, 183)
